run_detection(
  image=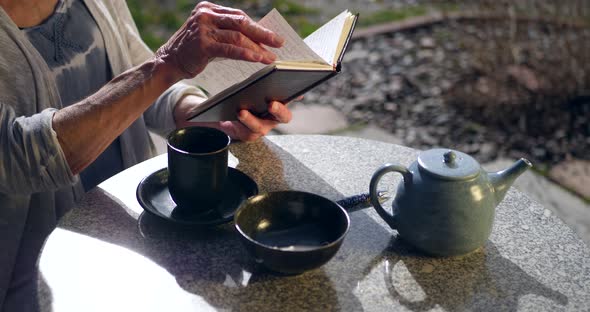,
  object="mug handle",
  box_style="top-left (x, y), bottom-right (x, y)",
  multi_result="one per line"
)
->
top-left (369, 163), bottom-right (413, 230)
